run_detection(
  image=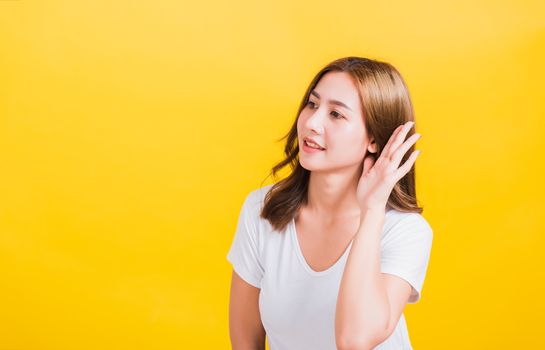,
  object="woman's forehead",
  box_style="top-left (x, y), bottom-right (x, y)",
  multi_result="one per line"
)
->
top-left (313, 72), bottom-right (361, 112)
